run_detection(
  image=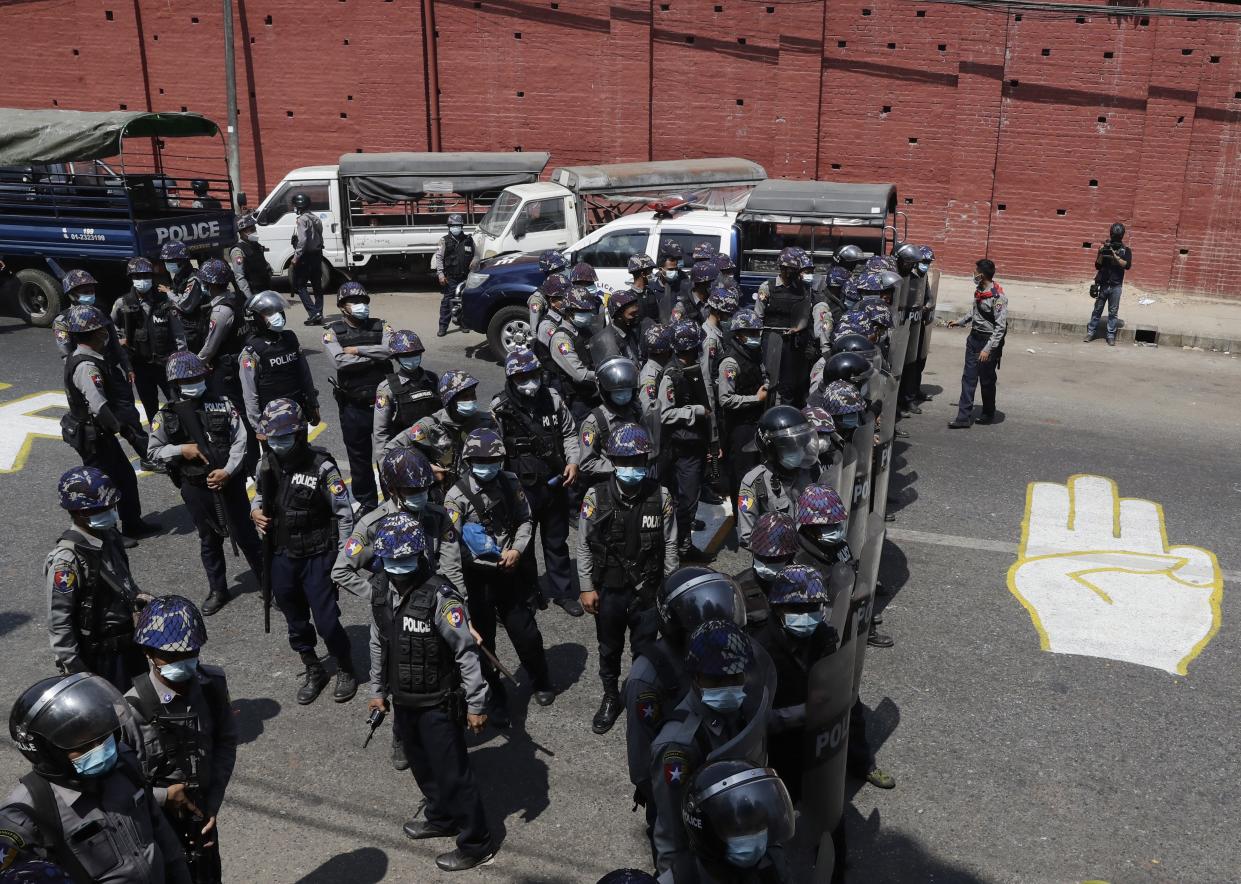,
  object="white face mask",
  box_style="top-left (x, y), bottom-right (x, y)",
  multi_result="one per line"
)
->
top-left (348, 303), bottom-right (370, 320)
top-left (133, 278), bottom-right (154, 294)
top-left (516, 378), bottom-right (541, 396)
top-left (180, 380), bottom-right (208, 399)
top-left (449, 225), bottom-right (464, 236)
top-left (165, 262), bottom-right (183, 275)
